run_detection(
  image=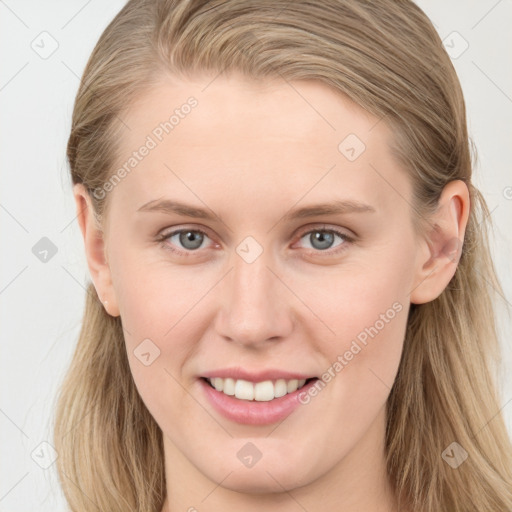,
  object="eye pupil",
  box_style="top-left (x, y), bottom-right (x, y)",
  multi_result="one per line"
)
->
top-left (310, 231), bottom-right (334, 250)
top-left (179, 231), bottom-right (204, 250)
